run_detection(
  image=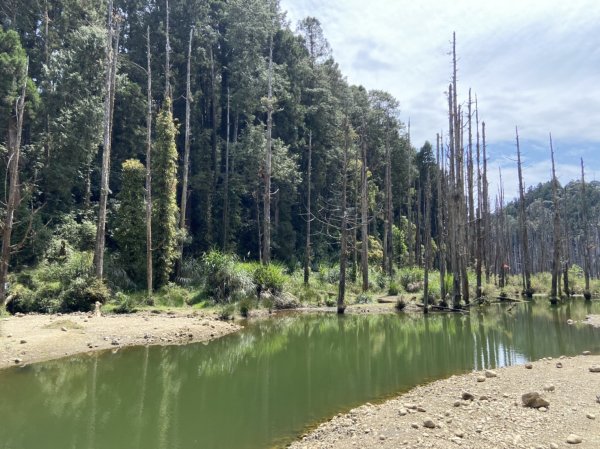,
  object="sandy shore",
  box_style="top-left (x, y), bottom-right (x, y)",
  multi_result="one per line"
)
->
top-left (0, 310), bottom-right (240, 370)
top-left (291, 355), bottom-right (600, 449)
